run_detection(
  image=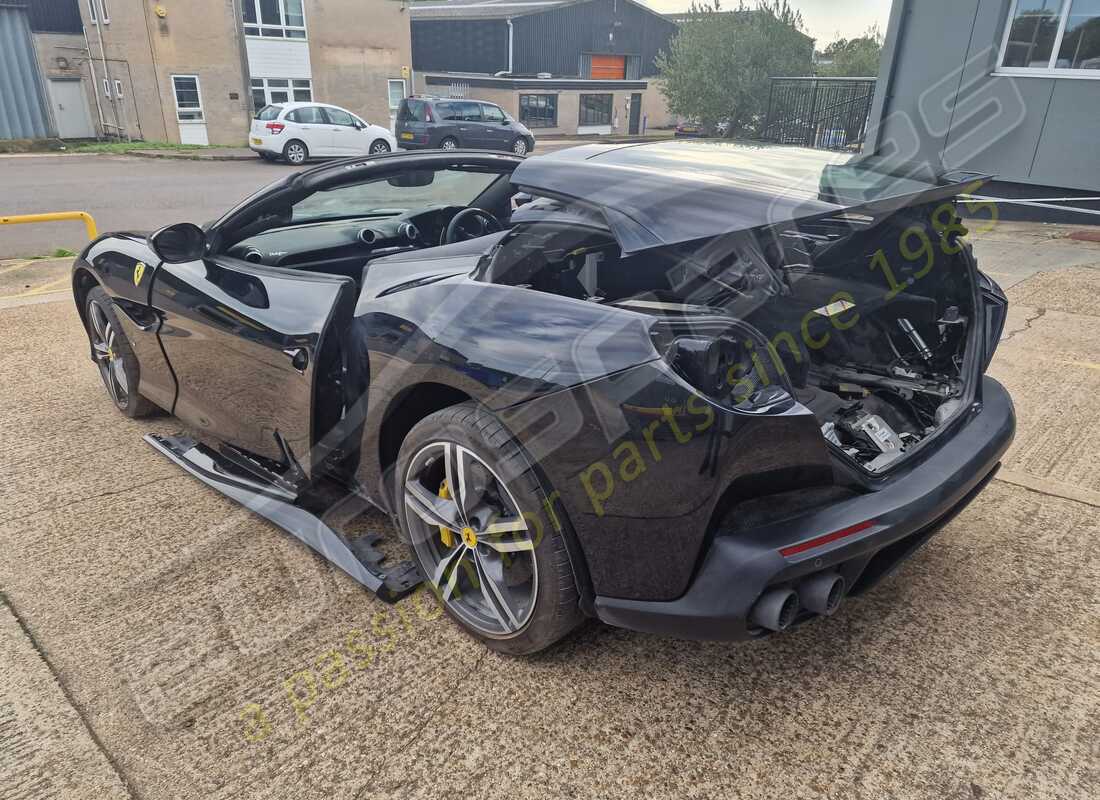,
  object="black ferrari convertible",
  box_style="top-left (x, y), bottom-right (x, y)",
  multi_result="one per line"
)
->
top-left (72, 141), bottom-right (1014, 654)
